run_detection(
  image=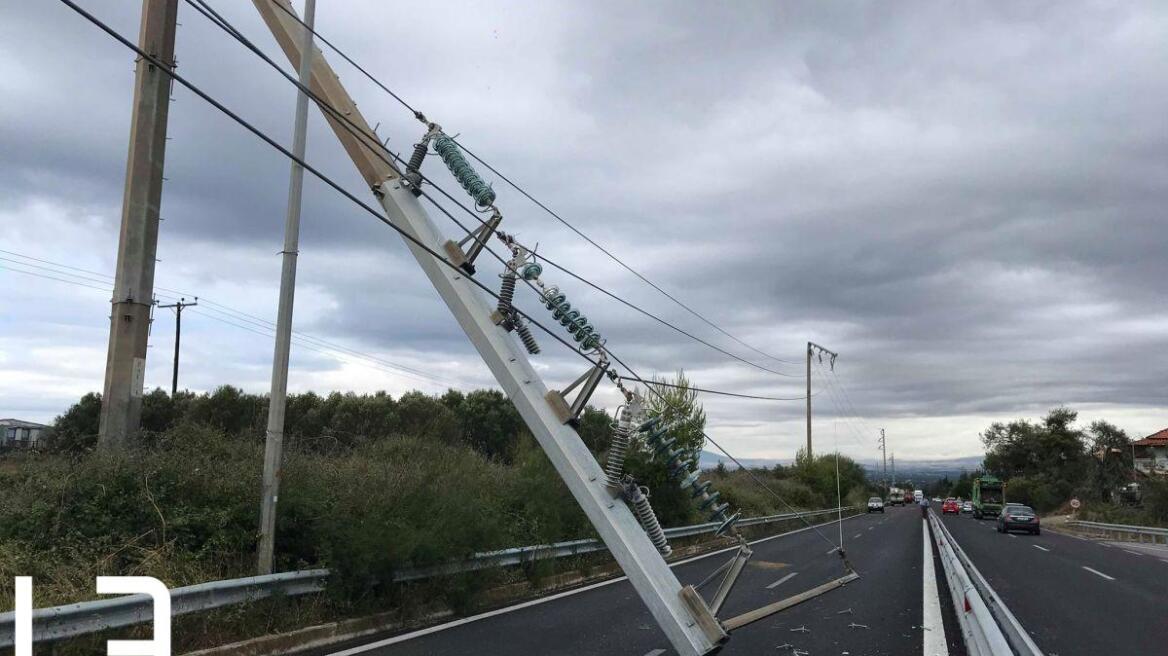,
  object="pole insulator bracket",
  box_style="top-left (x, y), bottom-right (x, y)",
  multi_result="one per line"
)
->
top-left (546, 358), bottom-right (608, 425)
top-left (445, 210), bottom-right (502, 276)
